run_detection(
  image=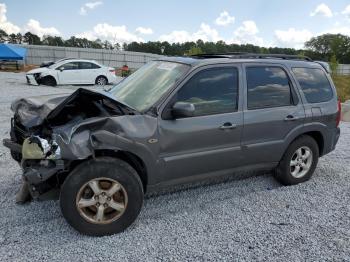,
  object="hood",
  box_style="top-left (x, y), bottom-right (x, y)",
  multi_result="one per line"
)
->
top-left (11, 93), bottom-right (70, 127)
top-left (12, 88), bottom-right (138, 128)
top-left (26, 67), bottom-right (50, 75)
